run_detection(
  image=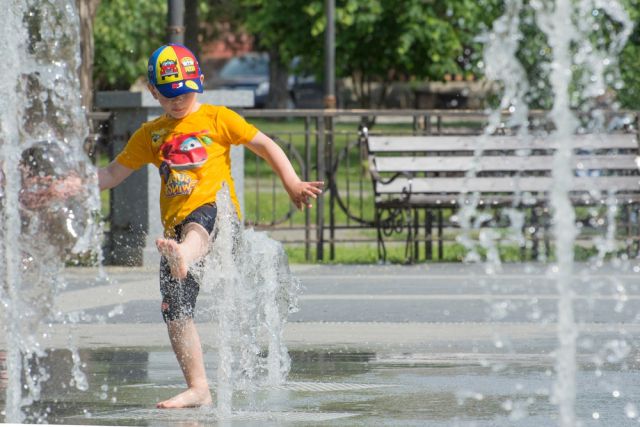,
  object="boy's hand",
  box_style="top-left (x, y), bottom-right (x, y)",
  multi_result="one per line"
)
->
top-left (52, 174), bottom-right (83, 198)
top-left (288, 180), bottom-right (324, 210)
top-left (20, 174), bottom-right (84, 209)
